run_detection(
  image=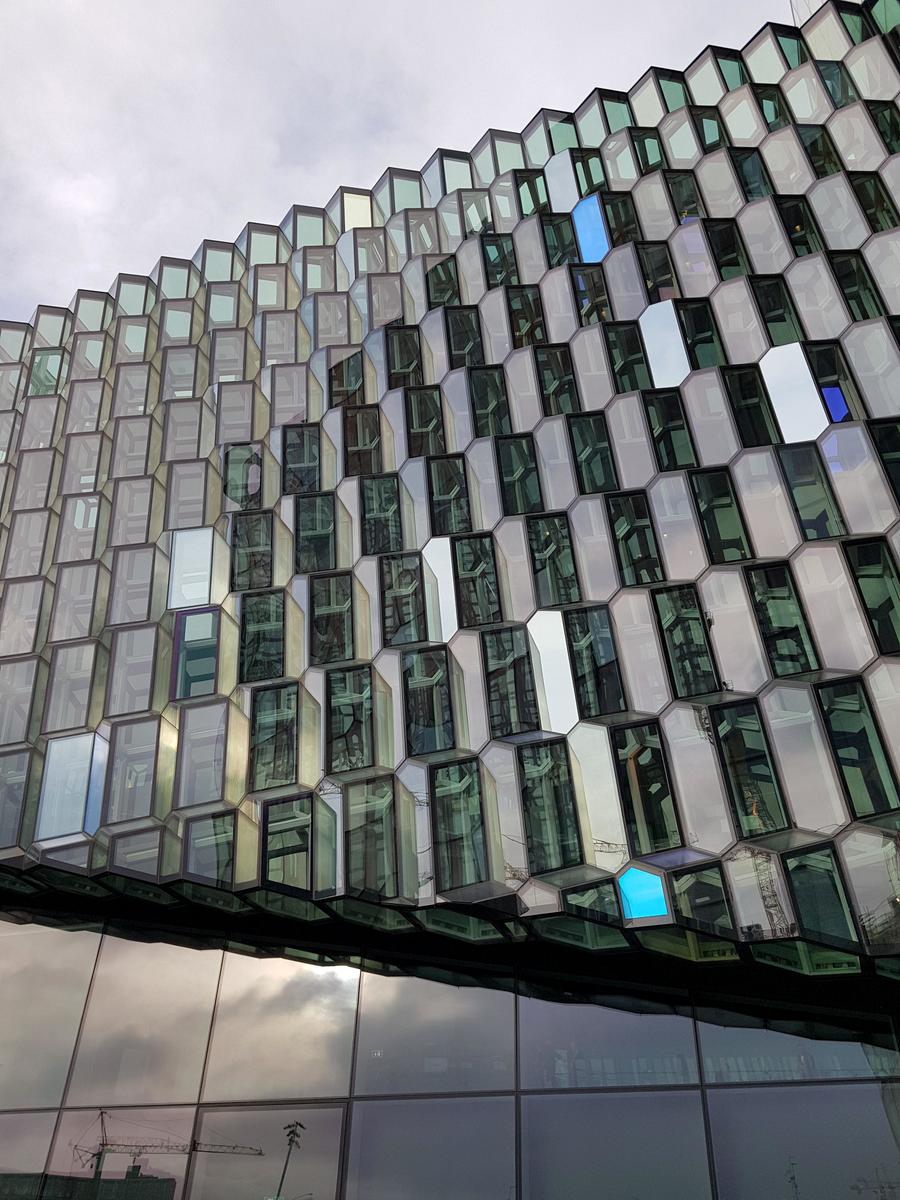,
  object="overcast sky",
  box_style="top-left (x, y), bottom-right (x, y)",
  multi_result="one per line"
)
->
top-left (1, 0), bottom-right (791, 322)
